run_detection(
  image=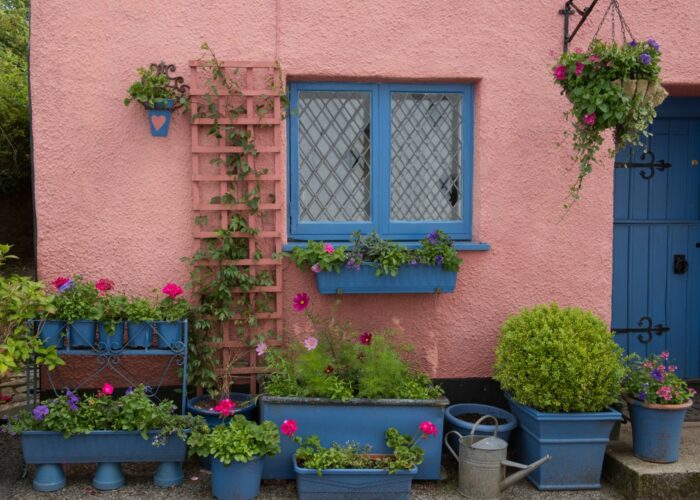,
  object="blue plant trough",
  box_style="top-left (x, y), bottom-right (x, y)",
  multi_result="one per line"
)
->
top-left (294, 455), bottom-right (417, 500)
top-left (97, 322), bottom-right (125, 350)
top-left (147, 98), bottom-right (174, 137)
top-left (156, 321), bottom-right (183, 349)
top-left (187, 393), bottom-right (257, 470)
top-left (444, 403), bottom-right (518, 452)
top-left (506, 394), bottom-right (621, 490)
top-left (259, 395), bottom-right (448, 480)
top-left (22, 430), bottom-right (186, 492)
top-left (316, 264), bottom-right (456, 294)
top-left (39, 320), bottom-right (65, 349)
top-left (126, 321), bottom-right (154, 348)
top-left (69, 320), bottom-right (97, 348)
top-left (626, 397), bottom-right (692, 463)
top-left (211, 456), bottom-right (264, 500)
